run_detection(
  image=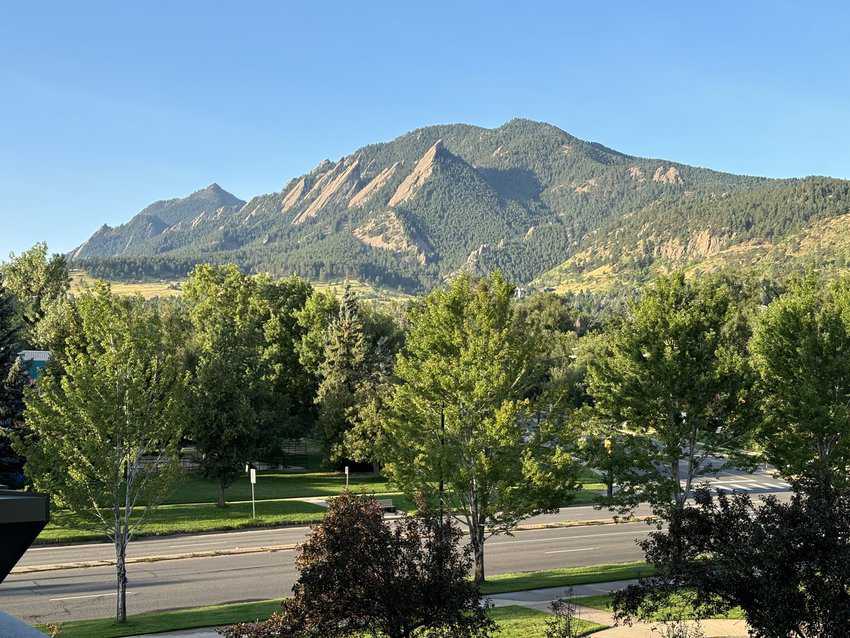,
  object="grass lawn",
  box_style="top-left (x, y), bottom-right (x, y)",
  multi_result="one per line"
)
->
top-left (164, 470), bottom-right (605, 507)
top-left (41, 599), bottom-right (282, 638)
top-left (481, 562), bottom-right (655, 595)
top-left (491, 605), bottom-right (605, 637)
top-left (42, 601), bottom-right (606, 638)
top-left (574, 592), bottom-right (745, 621)
top-left (163, 470), bottom-right (394, 504)
top-left (37, 467), bottom-right (605, 544)
top-left (37, 499), bottom-right (329, 544)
